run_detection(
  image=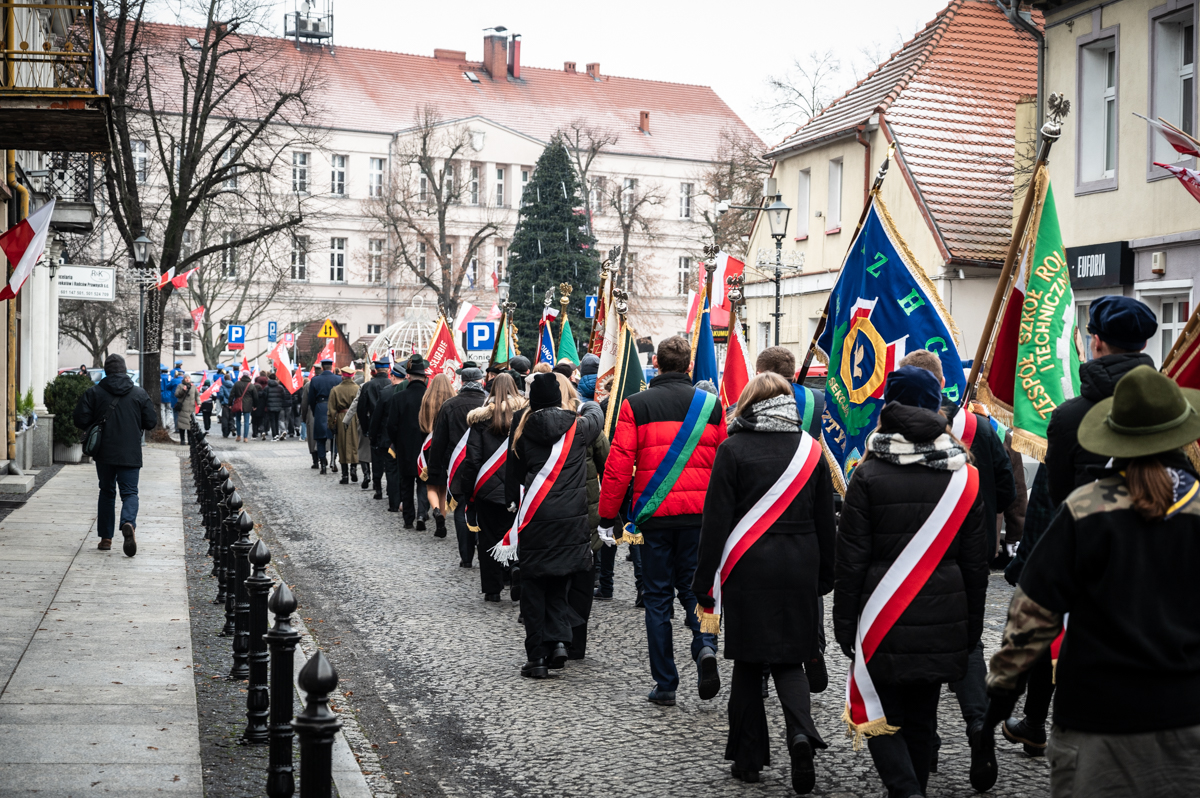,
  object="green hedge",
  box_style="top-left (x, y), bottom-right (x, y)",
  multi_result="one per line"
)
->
top-left (44, 373), bottom-right (94, 445)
